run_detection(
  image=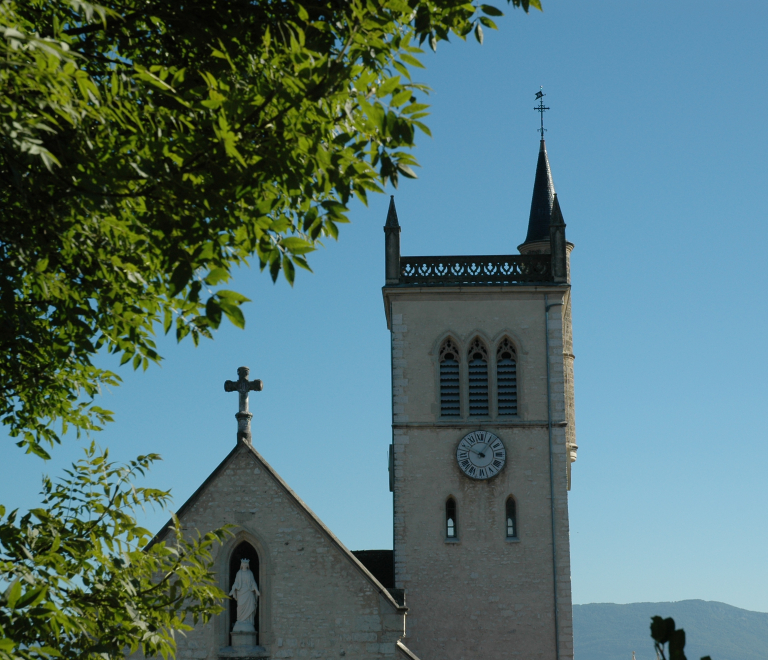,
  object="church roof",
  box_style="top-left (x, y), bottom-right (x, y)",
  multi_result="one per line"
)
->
top-left (149, 441), bottom-right (407, 614)
top-left (521, 139), bottom-right (556, 246)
